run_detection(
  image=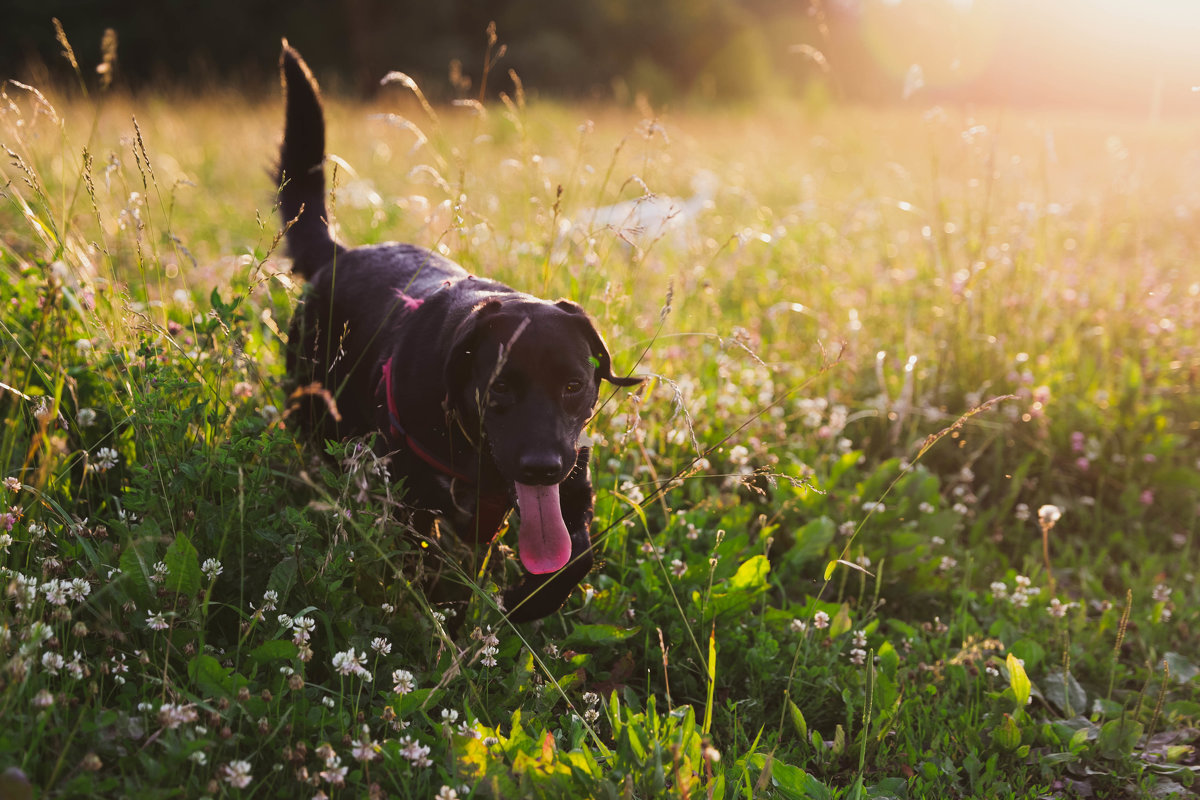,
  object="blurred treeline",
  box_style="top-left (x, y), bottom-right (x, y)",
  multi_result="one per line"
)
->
top-left (6, 0), bottom-right (831, 102)
top-left (4, 0), bottom-right (1198, 112)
